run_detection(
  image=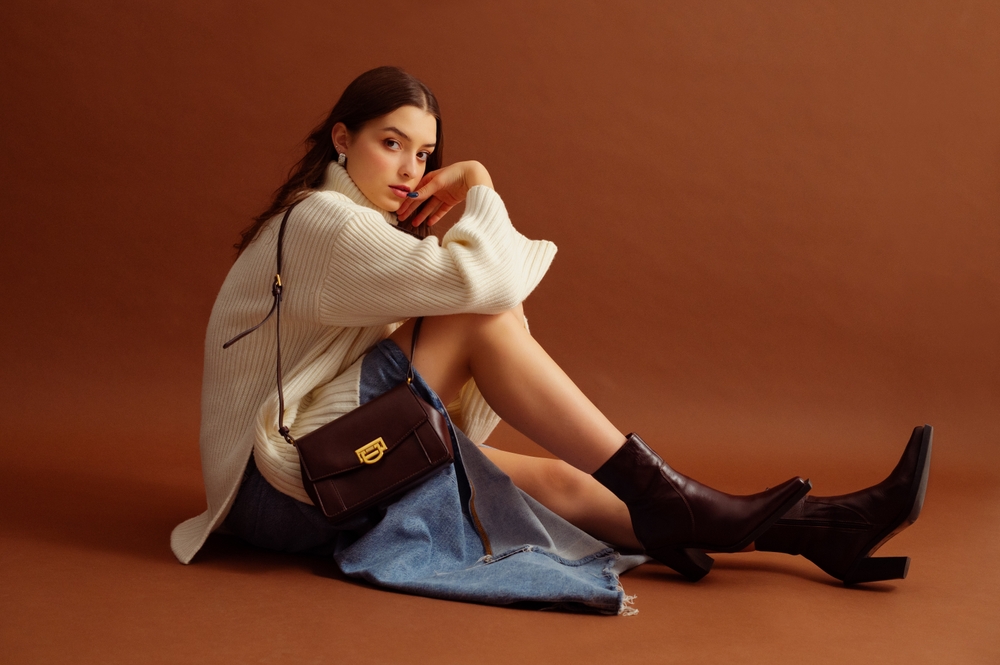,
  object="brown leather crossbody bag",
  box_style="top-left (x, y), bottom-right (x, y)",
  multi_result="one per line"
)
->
top-left (223, 204), bottom-right (454, 524)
